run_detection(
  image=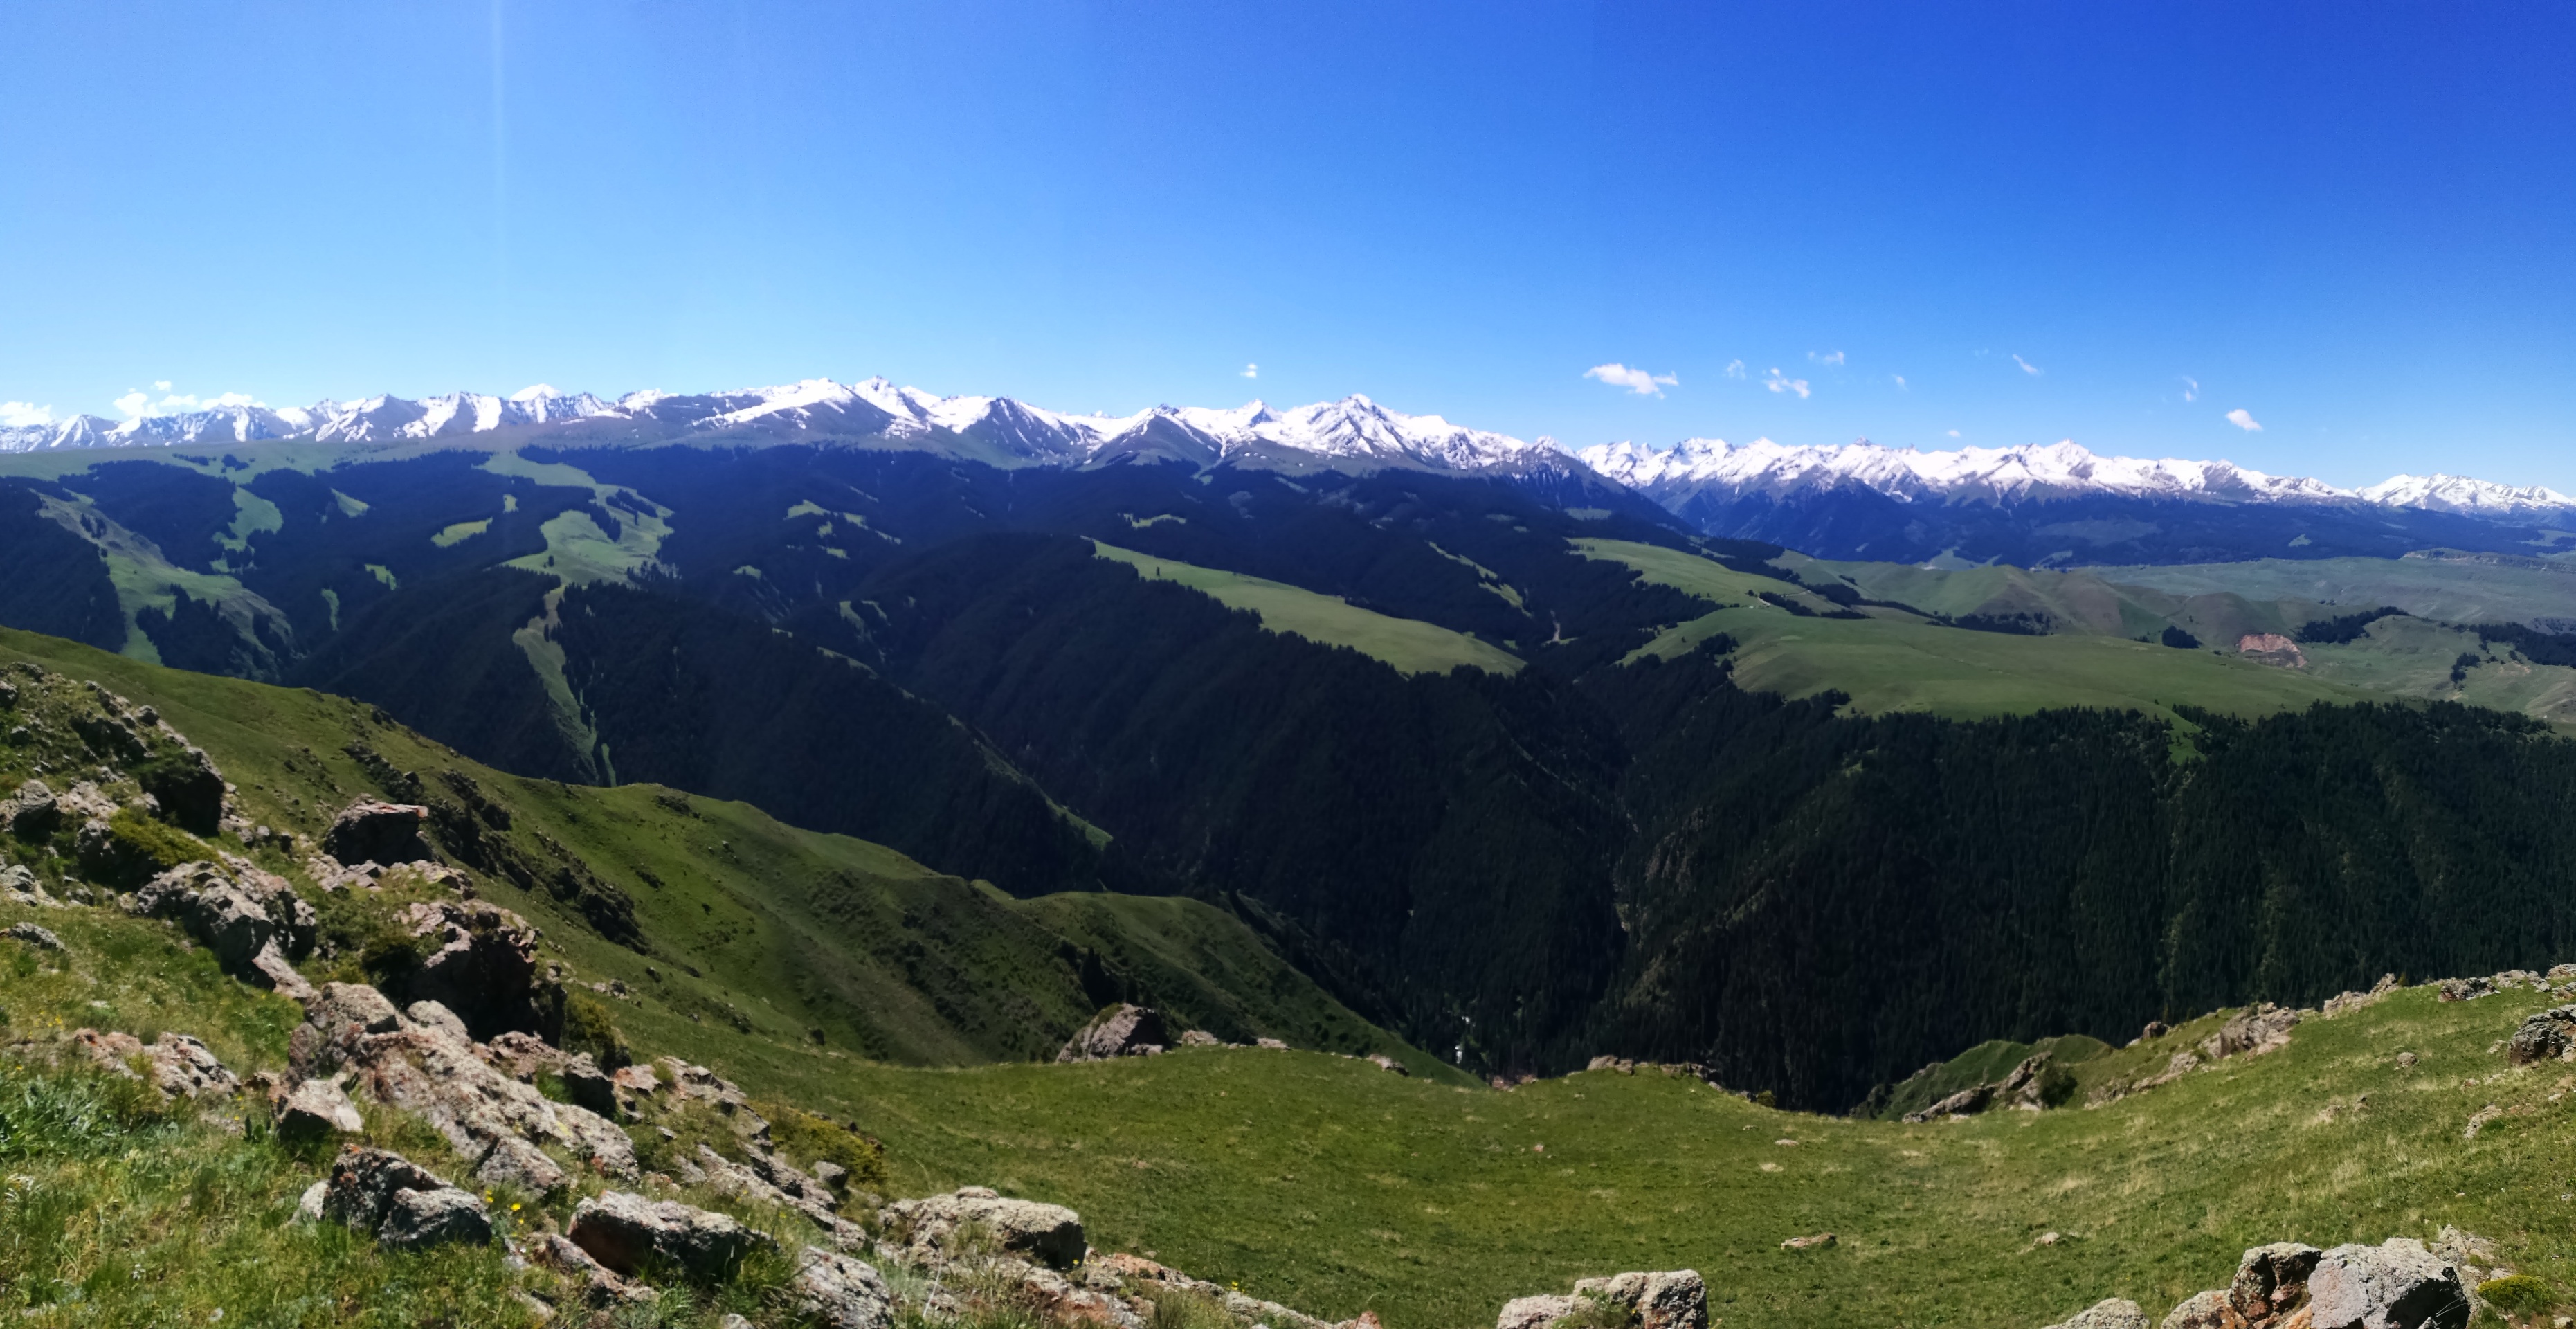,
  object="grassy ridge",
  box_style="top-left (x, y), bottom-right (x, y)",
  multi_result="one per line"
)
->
top-left (1093, 541), bottom-right (1524, 676)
